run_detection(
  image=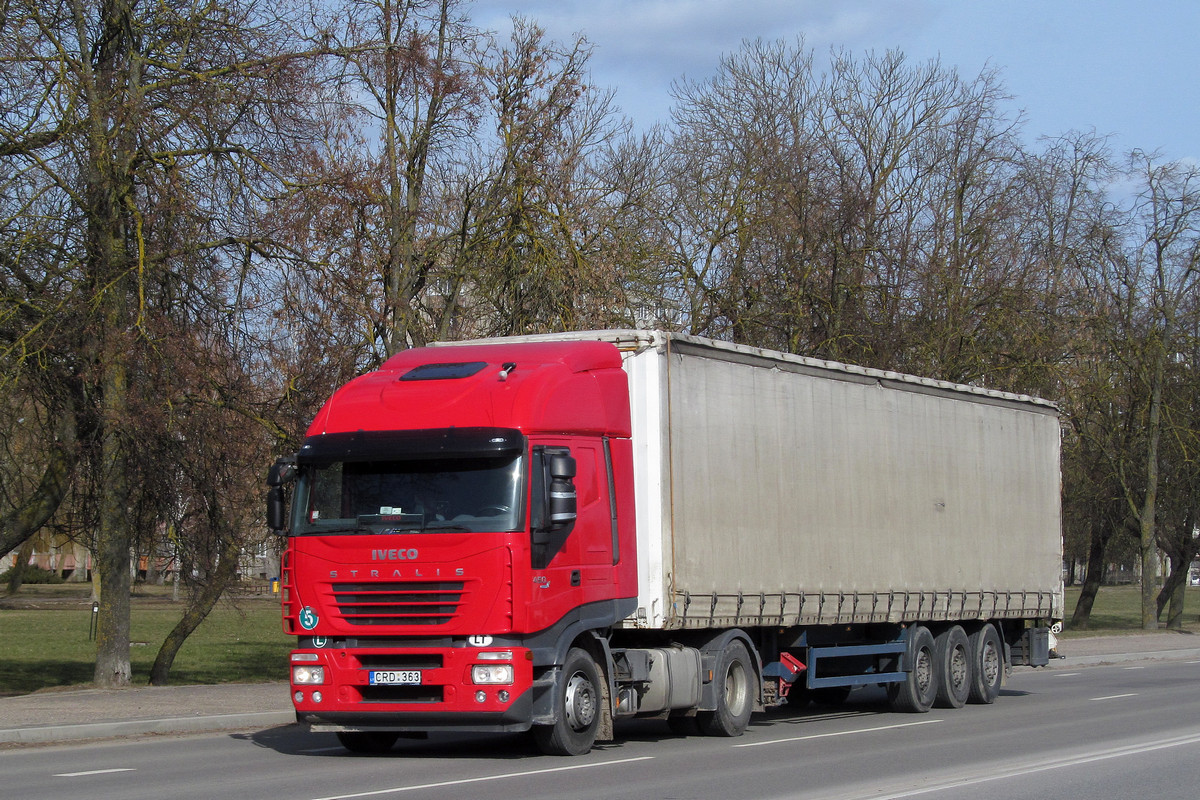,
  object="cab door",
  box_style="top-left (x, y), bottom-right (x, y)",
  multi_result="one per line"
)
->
top-left (527, 438), bottom-right (616, 628)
